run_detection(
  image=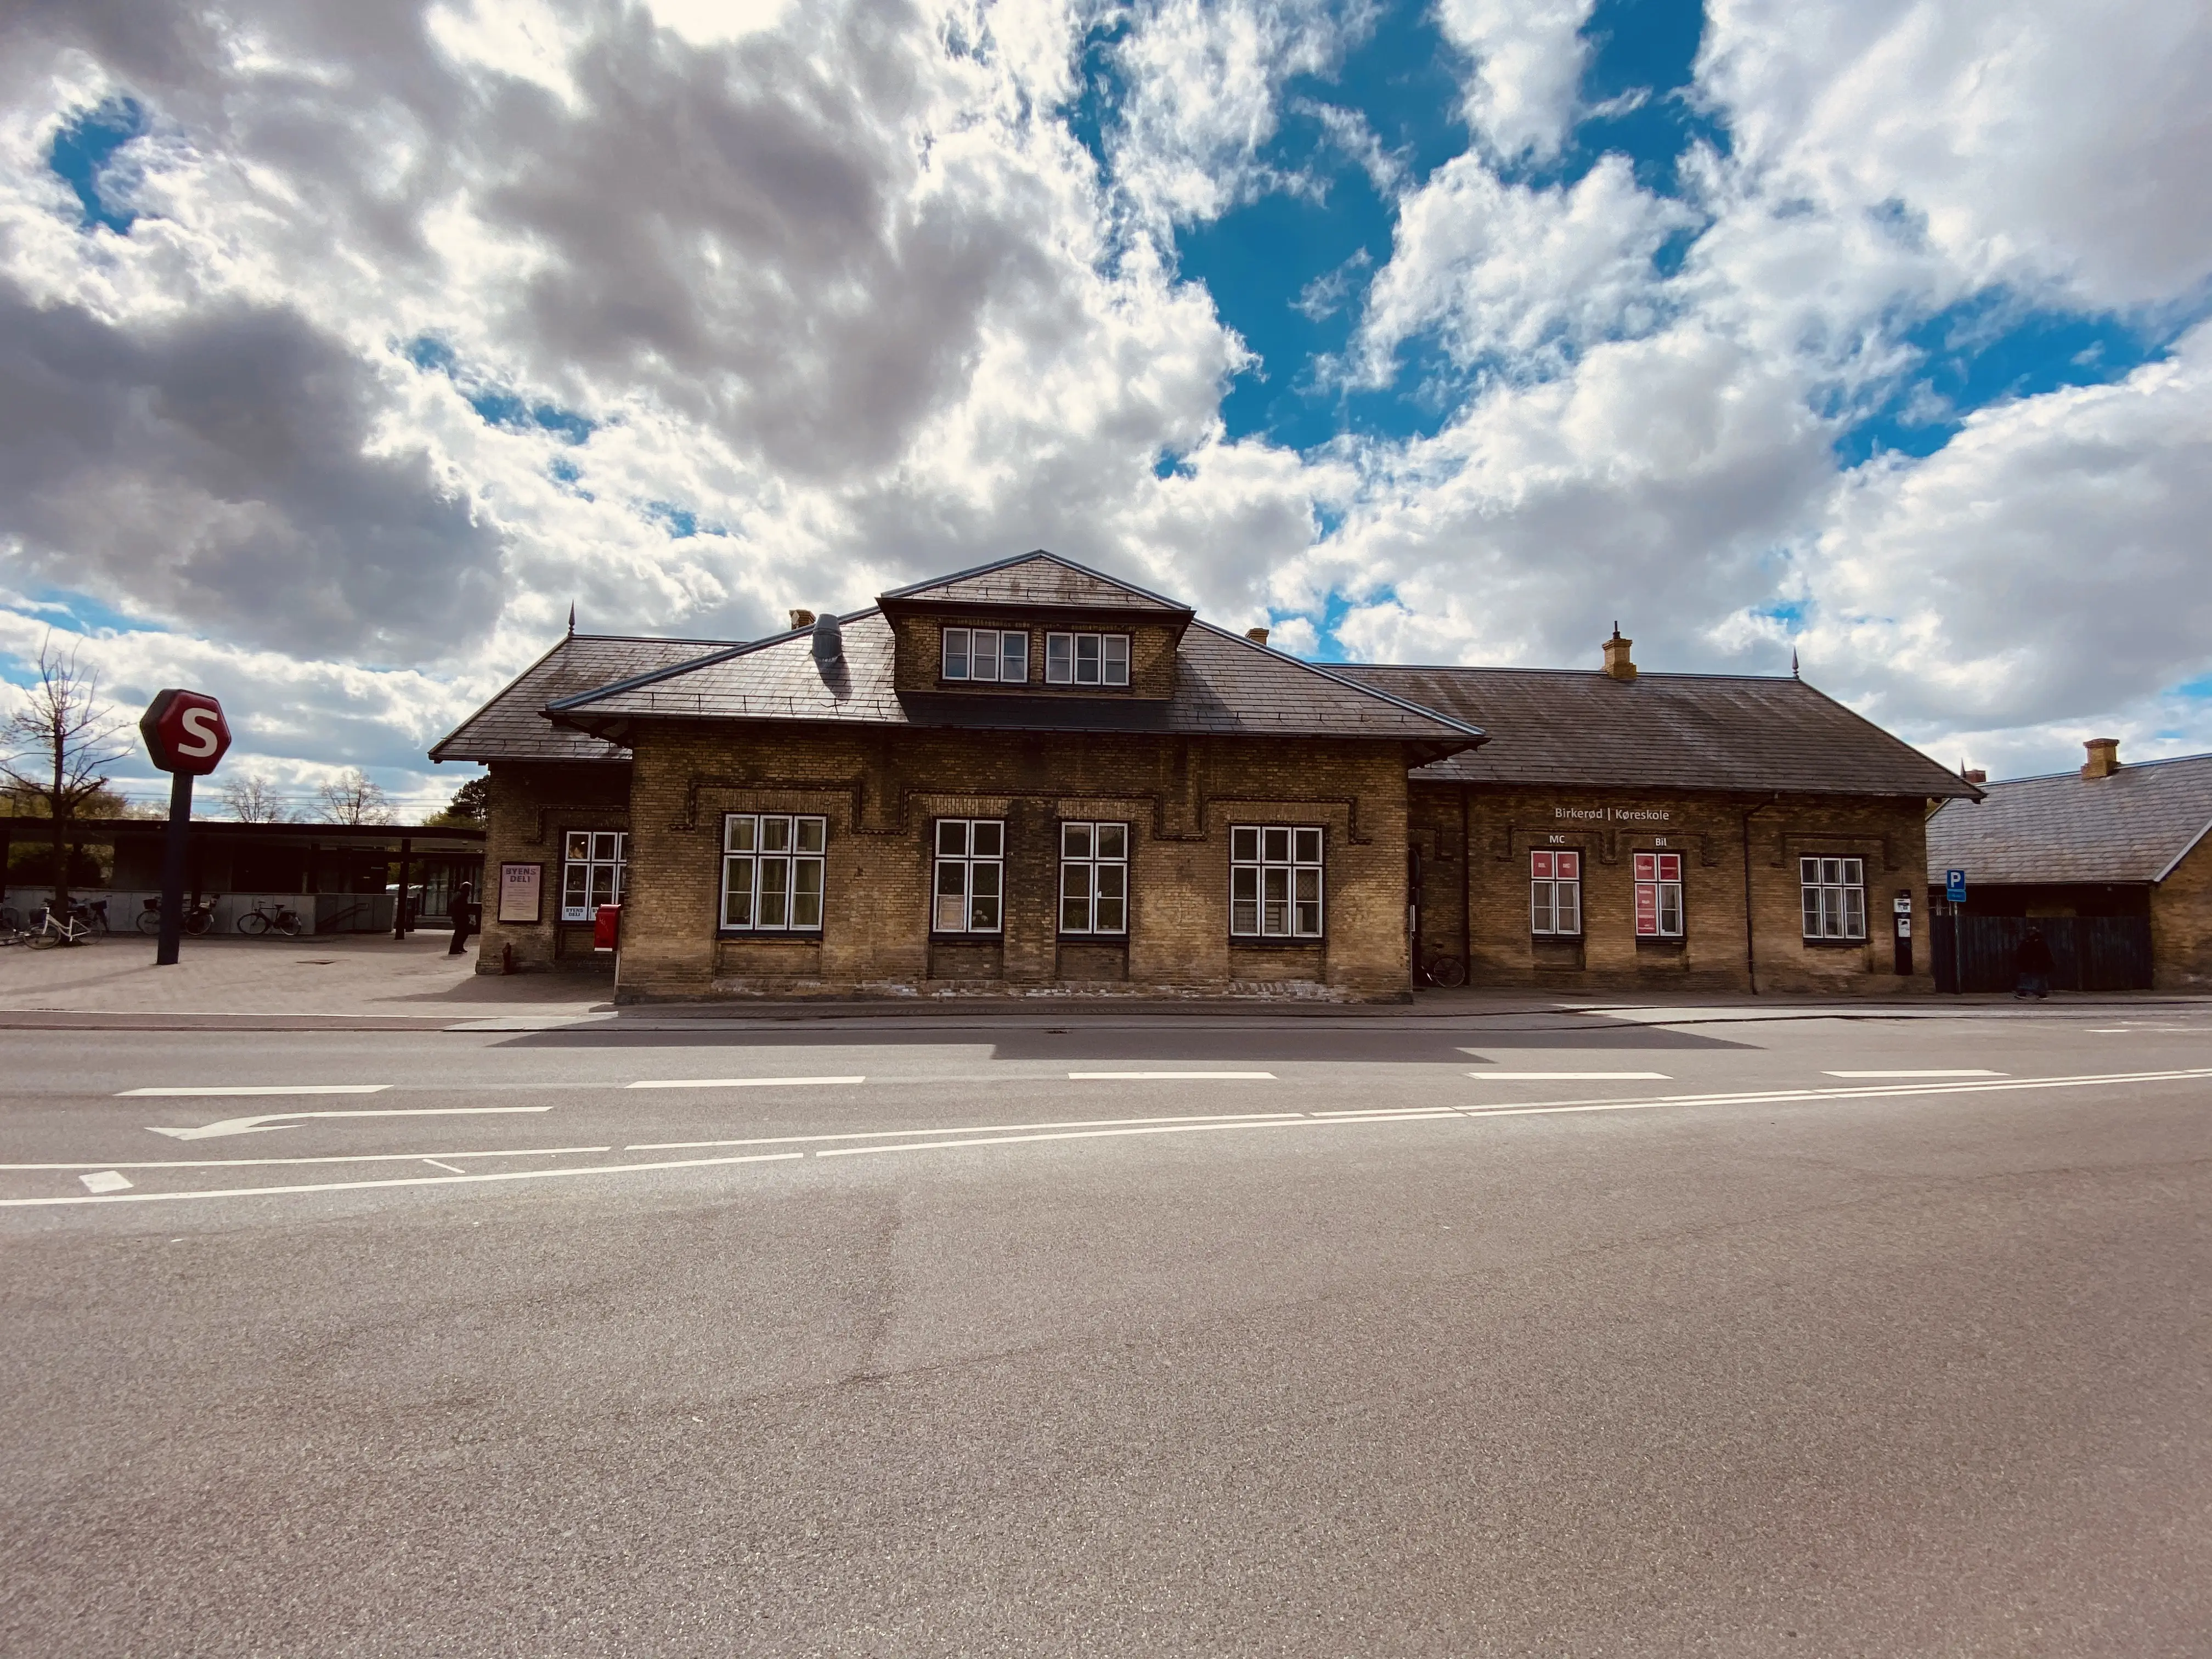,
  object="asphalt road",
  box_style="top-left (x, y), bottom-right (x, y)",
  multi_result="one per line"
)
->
top-left (3, 1005), bottom-right (2208, 1656)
